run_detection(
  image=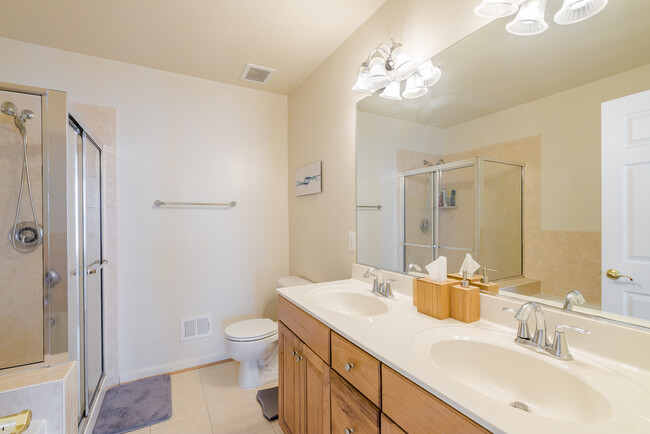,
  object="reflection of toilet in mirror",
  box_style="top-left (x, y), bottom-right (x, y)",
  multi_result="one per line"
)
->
top-left (224, 276), bottom-right (311, 389)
